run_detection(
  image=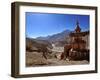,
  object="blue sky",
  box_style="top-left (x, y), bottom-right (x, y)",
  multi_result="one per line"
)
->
top-left (26, 12), bottom-right (89, 38)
